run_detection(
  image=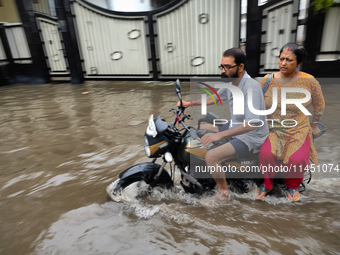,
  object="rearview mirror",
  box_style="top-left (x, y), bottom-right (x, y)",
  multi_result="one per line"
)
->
top-left (174, 79), bottom-right (182, 102)
top-left (174, 79), bottom-right (181, 94)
